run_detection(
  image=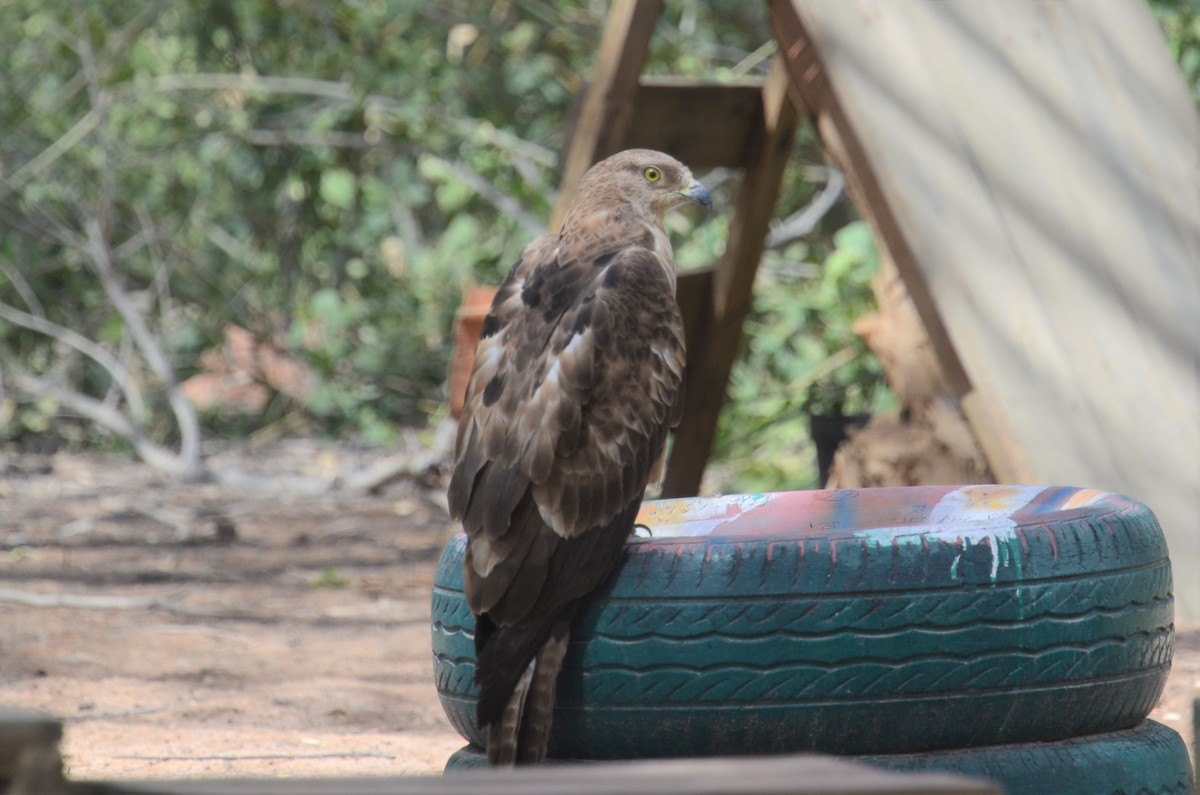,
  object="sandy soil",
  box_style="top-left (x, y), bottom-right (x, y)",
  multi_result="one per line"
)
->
top-left (0, 441), bottom-right (465, 781)
top-left (0, 442), bottom-right (1194, 783)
